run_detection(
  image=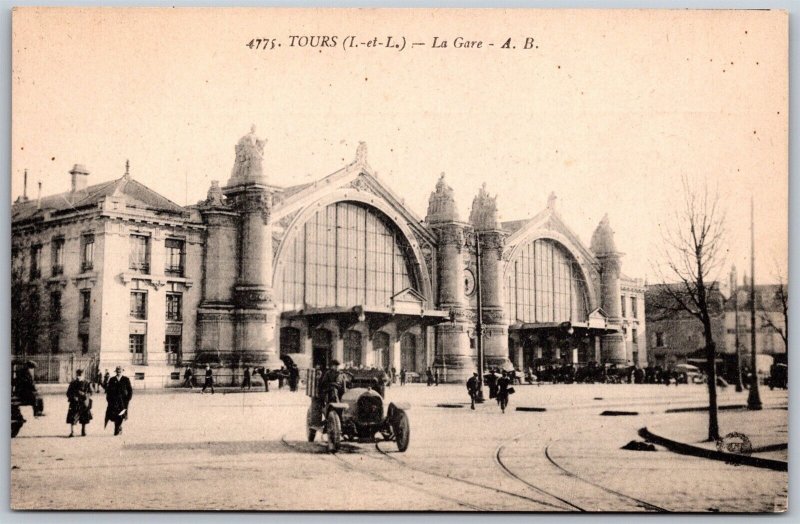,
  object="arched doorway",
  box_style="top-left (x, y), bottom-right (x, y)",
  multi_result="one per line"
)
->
top-left (343, 330), bottom-right (362, 367)
top-left (312, 328), bottom-right (332, 369)
top-left (373, 331), bottom-right (390, 372)
top-left (280, 327), bottom-right (301, 356)
top-left (400, 332), bottom-right (417, 373)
